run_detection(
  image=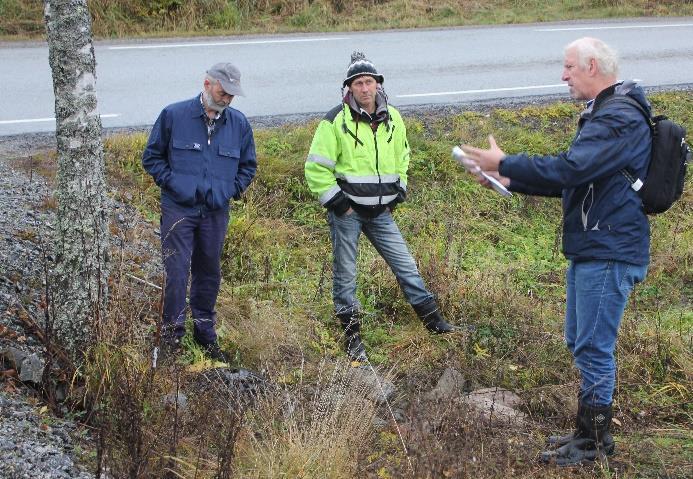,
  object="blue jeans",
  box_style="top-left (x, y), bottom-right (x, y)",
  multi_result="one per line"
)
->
top-left (328, 209), bottom-right (433, 315)
top-left (565, 260), bottom-right (647, 407)
top-left (160, 204), bottom-right (230, 344)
